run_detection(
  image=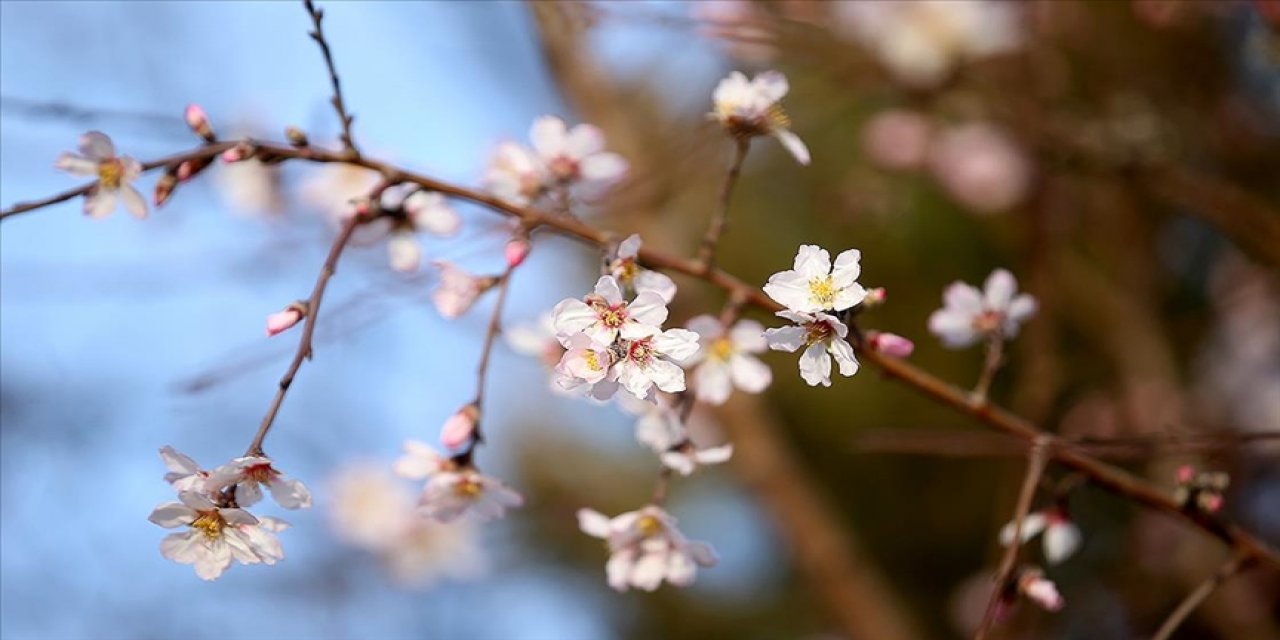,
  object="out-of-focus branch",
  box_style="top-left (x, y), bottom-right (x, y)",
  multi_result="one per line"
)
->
top-left (714, 394), bottom-right (925, 640)
top-left (697, 137), bottom-right (750, 271)
top-left (1139, 163), bottom-right (1280, 268)
top-left (850, 429), bottom-right (1280, 459)
top-left (1150, 551), bottom-right (1254, 640)
top-left (302, 0), bottom-right (358, 154)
